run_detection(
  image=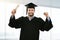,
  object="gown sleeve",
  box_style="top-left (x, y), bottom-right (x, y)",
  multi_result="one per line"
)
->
top-left (44, 17), bottom-right (53, 31)
top-left (39, 17), bottom-right (53, 31)
top-left (8, 16), bottom-right (23, 28)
